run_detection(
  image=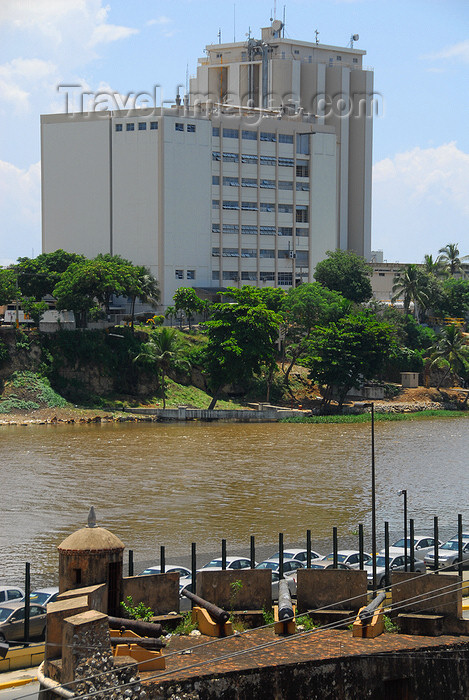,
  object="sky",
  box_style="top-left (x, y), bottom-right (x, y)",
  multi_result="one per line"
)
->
top-left (1, 0), bottom-right (468, 267)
